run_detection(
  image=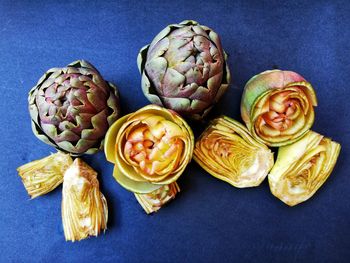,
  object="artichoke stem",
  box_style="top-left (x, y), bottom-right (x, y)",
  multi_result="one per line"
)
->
top-left (62, 158), bottom-right (108, 242)
top-left (17, 152), bottom-right (73, 199)
top-left (135, 182), bottom-right (180, 214)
